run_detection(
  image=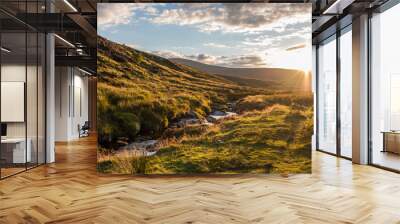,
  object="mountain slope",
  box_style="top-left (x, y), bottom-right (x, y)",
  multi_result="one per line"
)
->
top-left (170, 58), bottom-right (311, 91)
